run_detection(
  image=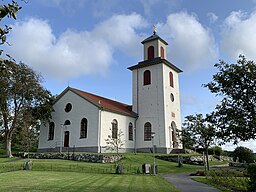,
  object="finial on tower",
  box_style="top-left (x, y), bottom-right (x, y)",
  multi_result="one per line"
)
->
top-left (153, 24), bottom-right (157, 35)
